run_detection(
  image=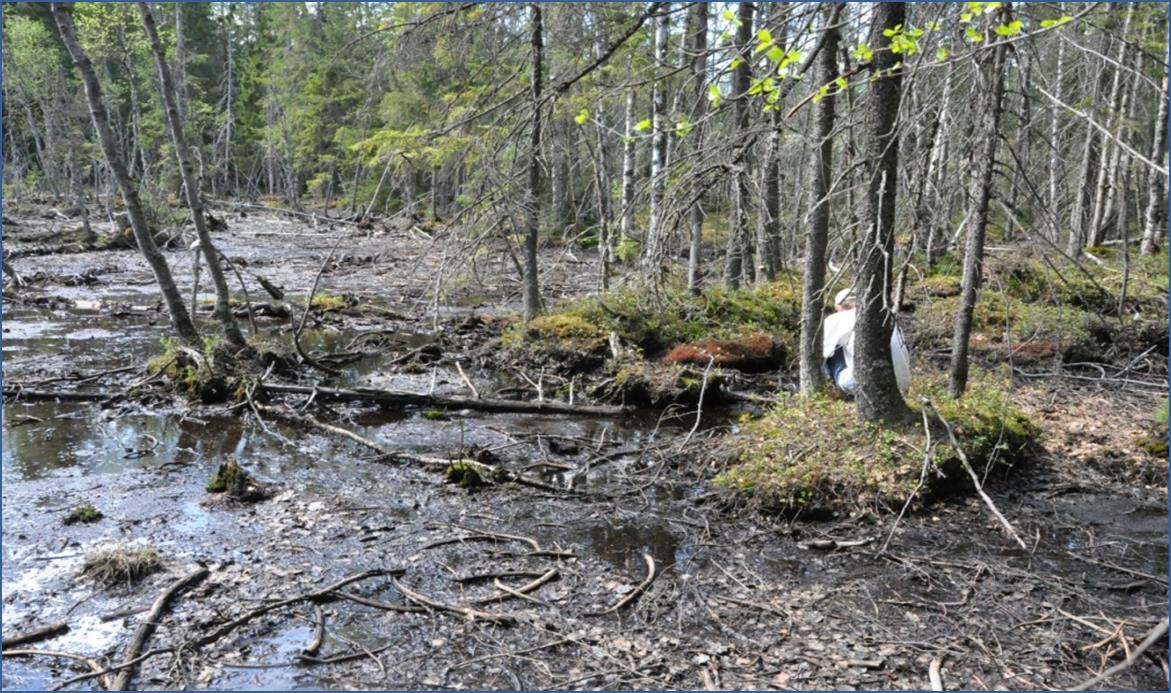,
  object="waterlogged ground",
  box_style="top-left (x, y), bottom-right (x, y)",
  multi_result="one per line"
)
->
top-left (2, 205), bottom-right (1167, 690)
